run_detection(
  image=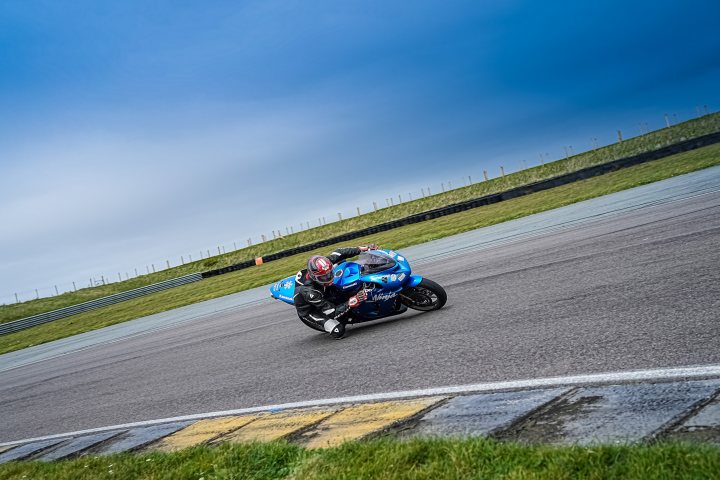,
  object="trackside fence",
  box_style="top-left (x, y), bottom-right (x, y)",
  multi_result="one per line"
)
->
top-left (202, 131), bottom-right (720, 278)
top-left (0, 273), bottom-right (203, 335)
top-left (4, 130), bottom-right (720, 336)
